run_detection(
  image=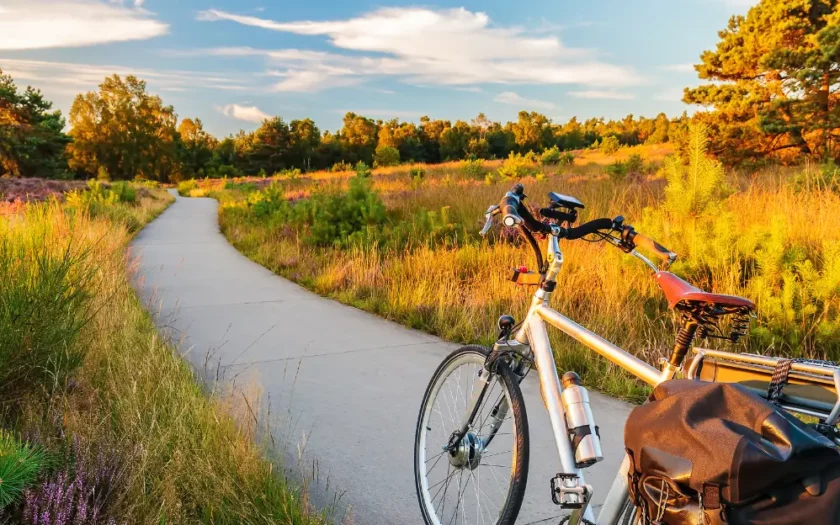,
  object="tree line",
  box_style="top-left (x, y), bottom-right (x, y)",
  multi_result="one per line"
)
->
top-left (4, 0), bottom-right (840, 181)
top-left (0, 71), bottom-right (684, 182)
